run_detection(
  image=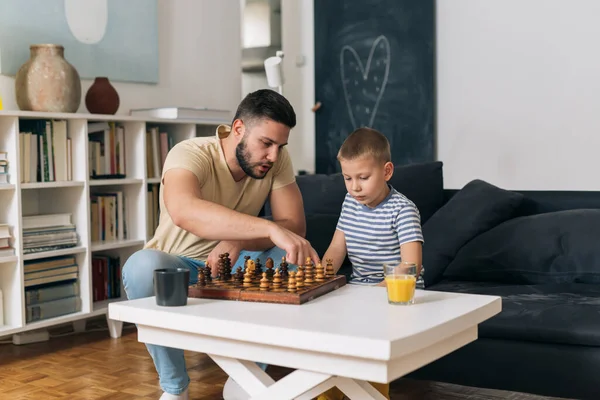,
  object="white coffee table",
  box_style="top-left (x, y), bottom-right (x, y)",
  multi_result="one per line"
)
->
top-left (108, 285), bottom-right (501, 400)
